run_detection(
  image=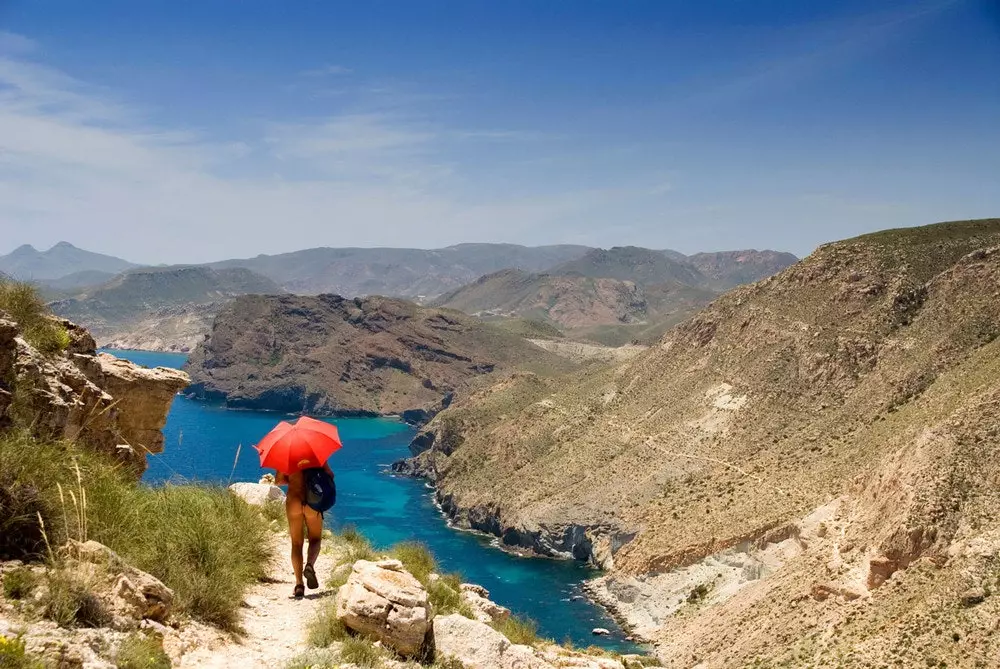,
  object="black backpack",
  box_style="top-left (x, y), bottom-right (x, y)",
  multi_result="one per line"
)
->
top-left (304, 468), bottom-right (336, 513)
